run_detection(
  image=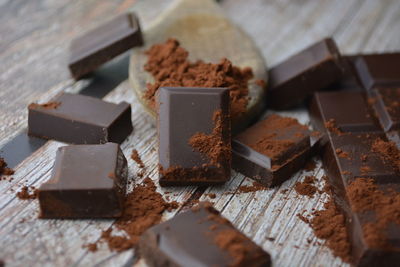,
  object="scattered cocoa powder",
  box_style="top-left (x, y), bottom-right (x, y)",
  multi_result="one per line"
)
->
top-left (359, 166), bottom-right (372, 174)
top-left (371, 138), bottom-right (400, 173)
top-left (93, 178), bottom-right (178, 252)
top-left (0, 157), bottom-right (14, 176)
top-left (310, 197), bottom-right (351, 262)
top-left (335, 148), bottom-right (350, 159)
top-left (303, 159), bottom-right (317, 172)
top-left (189, 110), bottom-right (230, 166)
top-left (237, 181), bottom-right (268, 193)
top-left (16, 186), bottom-right (38, 200)
top-left (297, 213), bottom-right (310, 224)
top-left (84, 243), bottom-right (98, 252)
top-left (28, 101), bottom-right (61, 110)
top-left (295, 176), bottom-right (318, 198)
top-left (346, 178), bottom-right (400, 249)
top-left (143, 38), bottom-right (256, 118)
top-left (130, 149), bottom-right (145, 169)
top-left (325, 119), bottom-right (343, 135)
